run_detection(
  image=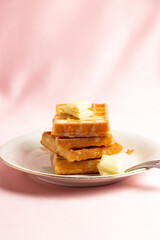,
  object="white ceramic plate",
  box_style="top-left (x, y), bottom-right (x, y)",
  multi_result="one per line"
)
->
top-left (0, 131), bottom-right (159, 187)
